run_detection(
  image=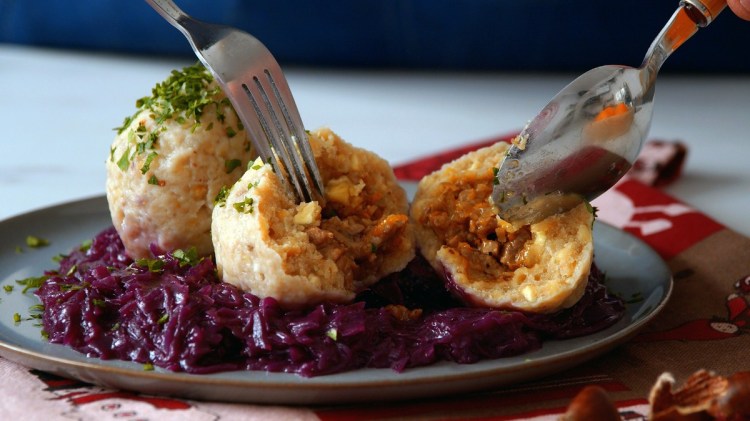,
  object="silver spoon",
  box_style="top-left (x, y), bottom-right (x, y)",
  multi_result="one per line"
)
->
top-left (491, 0), bottom-right (726, 225)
